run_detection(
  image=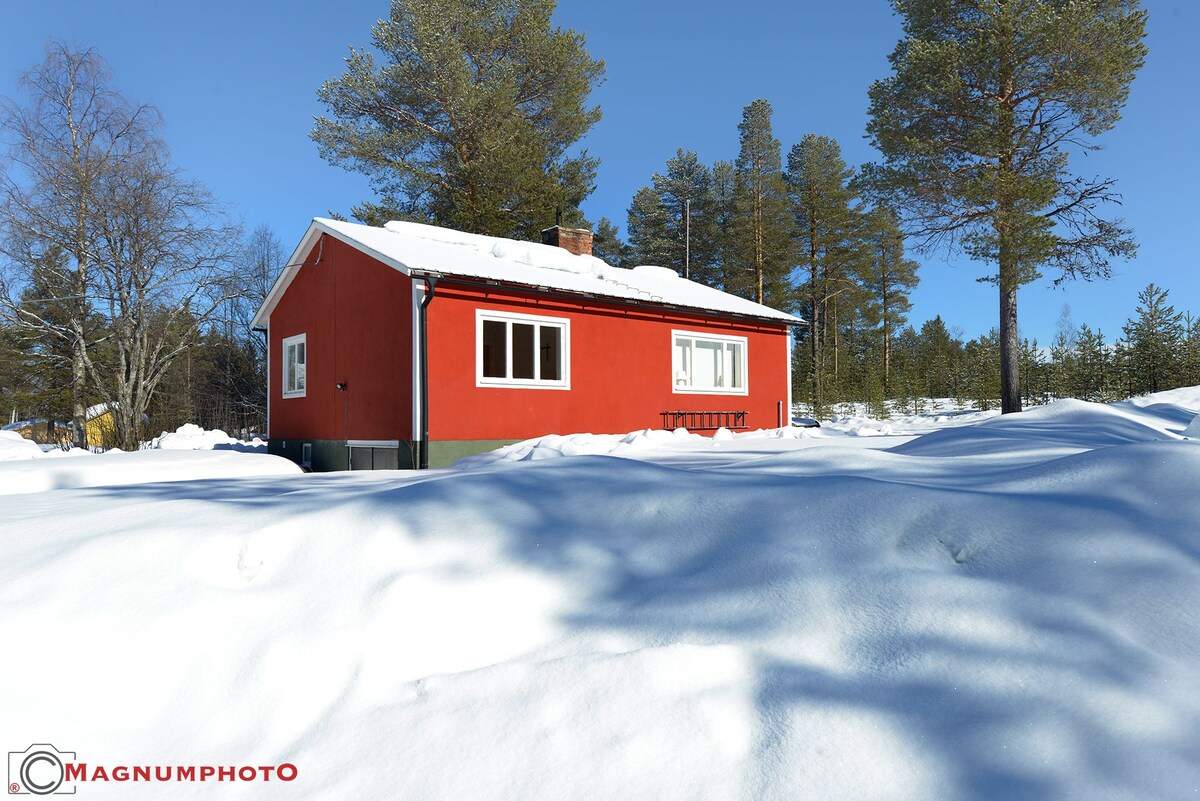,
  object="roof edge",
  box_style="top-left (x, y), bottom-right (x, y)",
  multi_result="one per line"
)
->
top-left (252, 217), bottom-right (803, 329)
top-left (407, 269), bottom-right (804, 327)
